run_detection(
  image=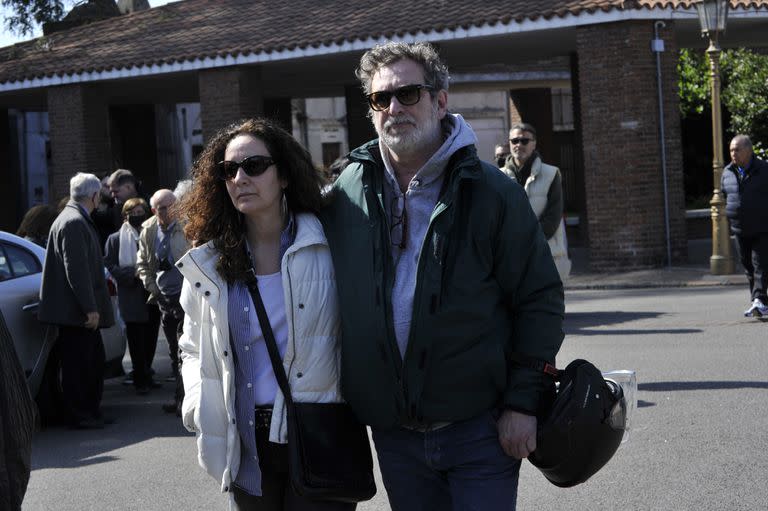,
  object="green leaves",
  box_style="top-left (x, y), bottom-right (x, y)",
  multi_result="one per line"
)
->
top-left (679, 48), bottom-right (768, 159)
top-left (2, 0), bottom-right (66, 37)
top-left (678, 48), bottom-right (710, 117)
